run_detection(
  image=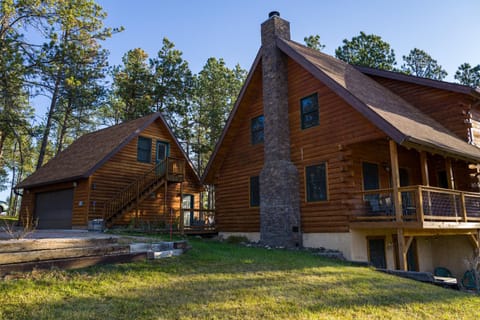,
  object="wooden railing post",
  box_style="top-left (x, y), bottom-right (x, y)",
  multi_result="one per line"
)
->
top-left (460, 192), bottom-right (468, 222)
top-left (416, 186), bottom-right (424, 223)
